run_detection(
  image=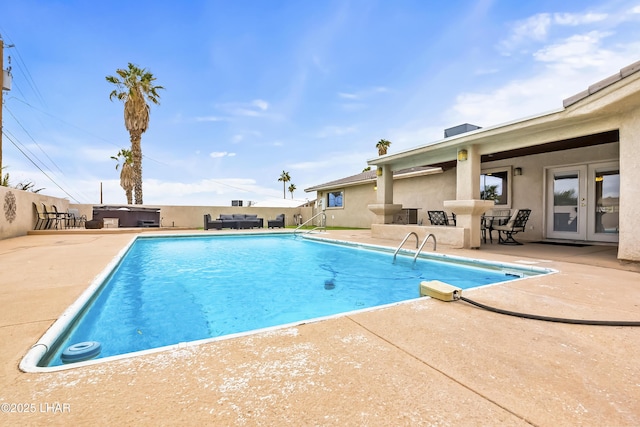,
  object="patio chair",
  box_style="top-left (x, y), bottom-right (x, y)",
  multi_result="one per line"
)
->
top-left (41, 203), bottom-right (60, 229)
top-left (33, 203), bottom-right (48, 230)
top-left (51, 205), bottom-right (71, 229)
top-left (427, 210), bottom-right (452, 226)
top-left (268, 214), bottom-right (285, 228)
top-left (67, 208), bottom-right (87, 228)
top-left (492, 209), bottom-right (531, 245)
top-left (482, 209), bottom-right (511, 243)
